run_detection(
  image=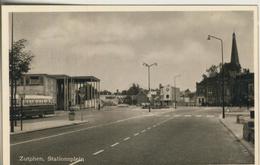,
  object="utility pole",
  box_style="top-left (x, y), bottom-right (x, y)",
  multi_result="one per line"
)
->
top-left (143, 62), bottom-right (157, 112)
top-left (10, 12), bottom-right (14, 132)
